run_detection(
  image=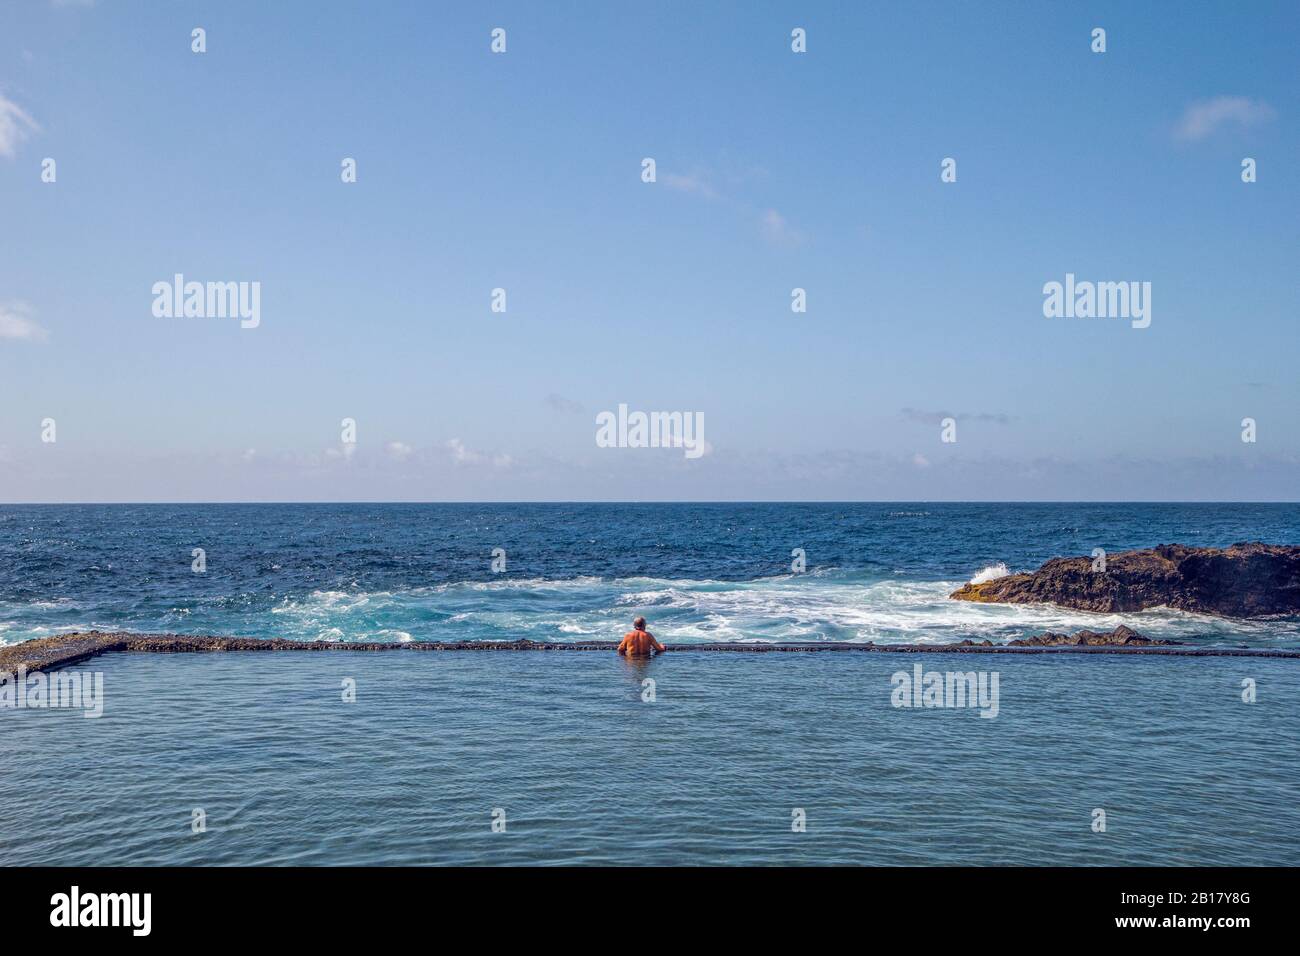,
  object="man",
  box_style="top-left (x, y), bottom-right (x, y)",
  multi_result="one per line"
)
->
top-left (618, 616), bottom-right (666, 657)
